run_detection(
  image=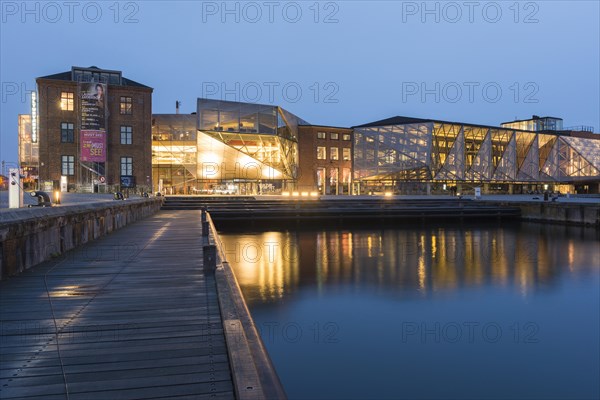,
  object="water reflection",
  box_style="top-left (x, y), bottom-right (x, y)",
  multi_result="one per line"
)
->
top-left (220, 222), bottom-right (599, 399)
top-left (220, 222), bottom-right (599, 305)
